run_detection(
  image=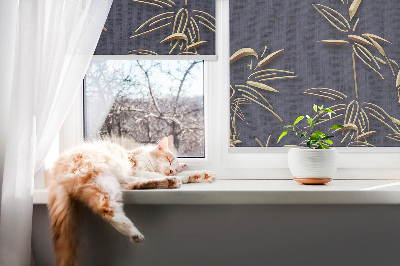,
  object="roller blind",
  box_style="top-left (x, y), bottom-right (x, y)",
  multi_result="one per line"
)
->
top-left (230, 0), bottom-right (400, 148)
top-left (95, 0), bottom-right (216, 56)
